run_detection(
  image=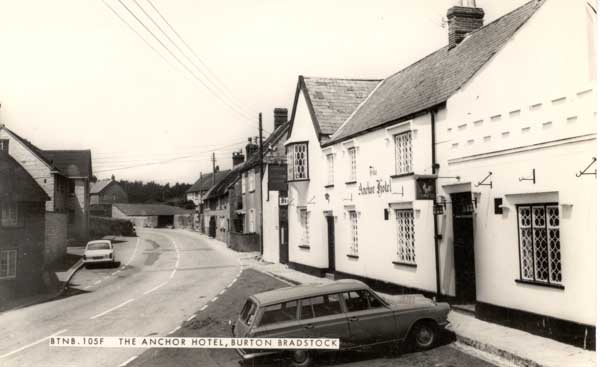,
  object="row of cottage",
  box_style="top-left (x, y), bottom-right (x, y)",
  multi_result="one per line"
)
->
top-left (188, 0), bottom-right (597, 349)
top-left (0, 123), bottom-right (191, 301)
